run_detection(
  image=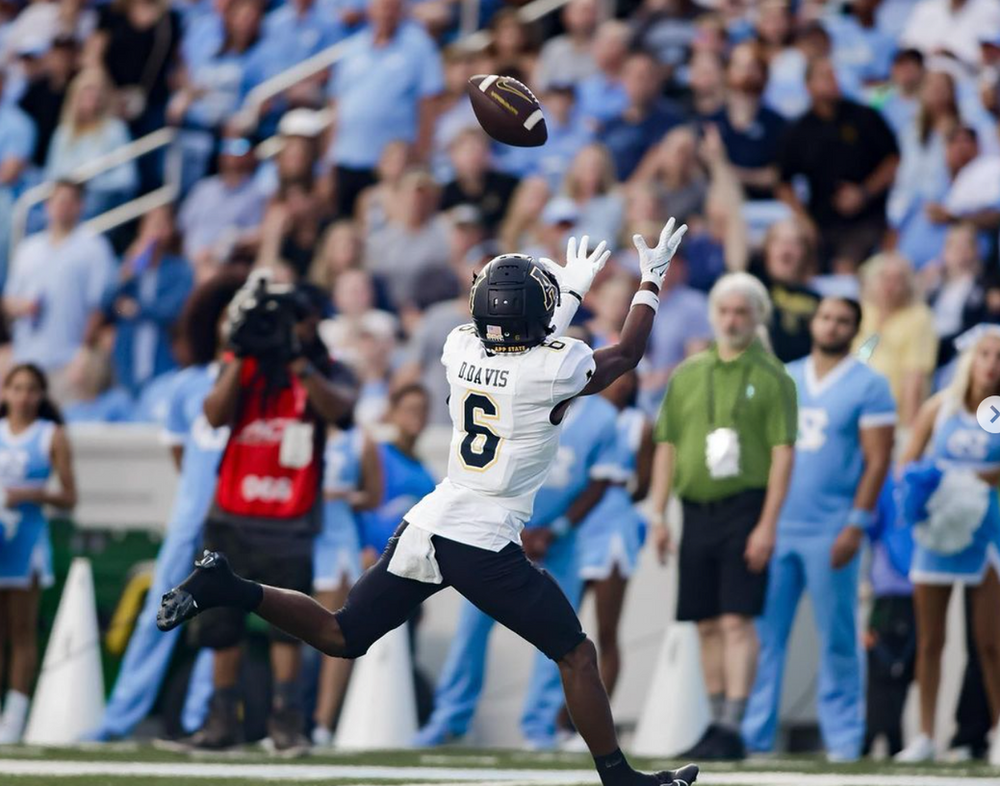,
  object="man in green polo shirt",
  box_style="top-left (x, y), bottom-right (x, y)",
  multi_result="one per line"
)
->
top-left (649, 272), bottom-right (797, 761)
